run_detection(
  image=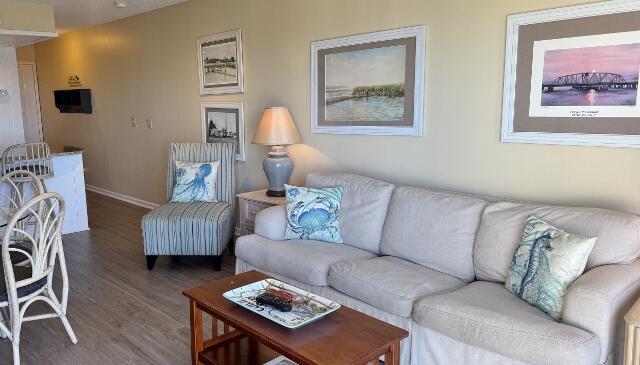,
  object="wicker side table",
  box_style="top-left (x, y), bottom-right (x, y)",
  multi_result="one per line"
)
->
top-left (625, 297), bottom-right (640, 364)
top-left (236, 189), bottom-right (286, 237)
